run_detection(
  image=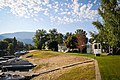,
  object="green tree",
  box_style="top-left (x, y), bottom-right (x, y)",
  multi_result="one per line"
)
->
top-left (3, 37), bottom-right (27, 55)
top-left (33, 29), bottom-right (47, 50)
top-left (64, 34), bottom-right (77, 50)
top-left (47, 29), bottom-right (59, 51)
top-left (48, 28), bottom-right (58, 42)
top-left (17, 41), bottom-right (24, 51)
top-left (4, 38), bottom-right (13, 43)
top-left (13, 37), bottom-right (17, 52)
top-left (24, 44), bottom-right (34, 50)
top-left (92, 0), bottom-right (120, 54)
top-left (3, 37), bottom-right (18, 54)
top-left (57, 33), bottom-right (63, 44)
top-left (48, 41), bottom-right (58, 51)
top-left (0, 41), bottom-right (8, 56)
top-left (64, 32), bottom-right (72, 40)
top-left (8, 43), bottom-right (14, 55)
